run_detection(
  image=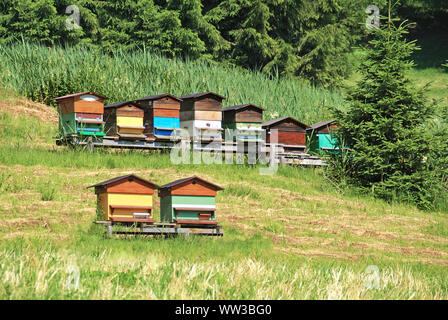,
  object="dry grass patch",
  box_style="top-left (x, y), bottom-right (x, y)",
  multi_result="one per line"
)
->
top-left (0, 96), bottom-right (57, 124)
